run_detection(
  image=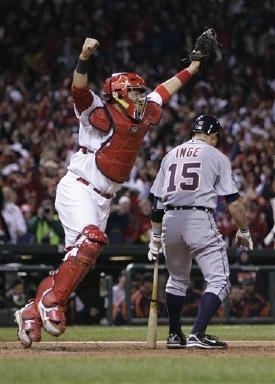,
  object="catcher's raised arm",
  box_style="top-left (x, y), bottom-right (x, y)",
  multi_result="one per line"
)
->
top-left (153, 27), bottom-right (221, 104)
top-left (73, 37), bottom-right (100, 89)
